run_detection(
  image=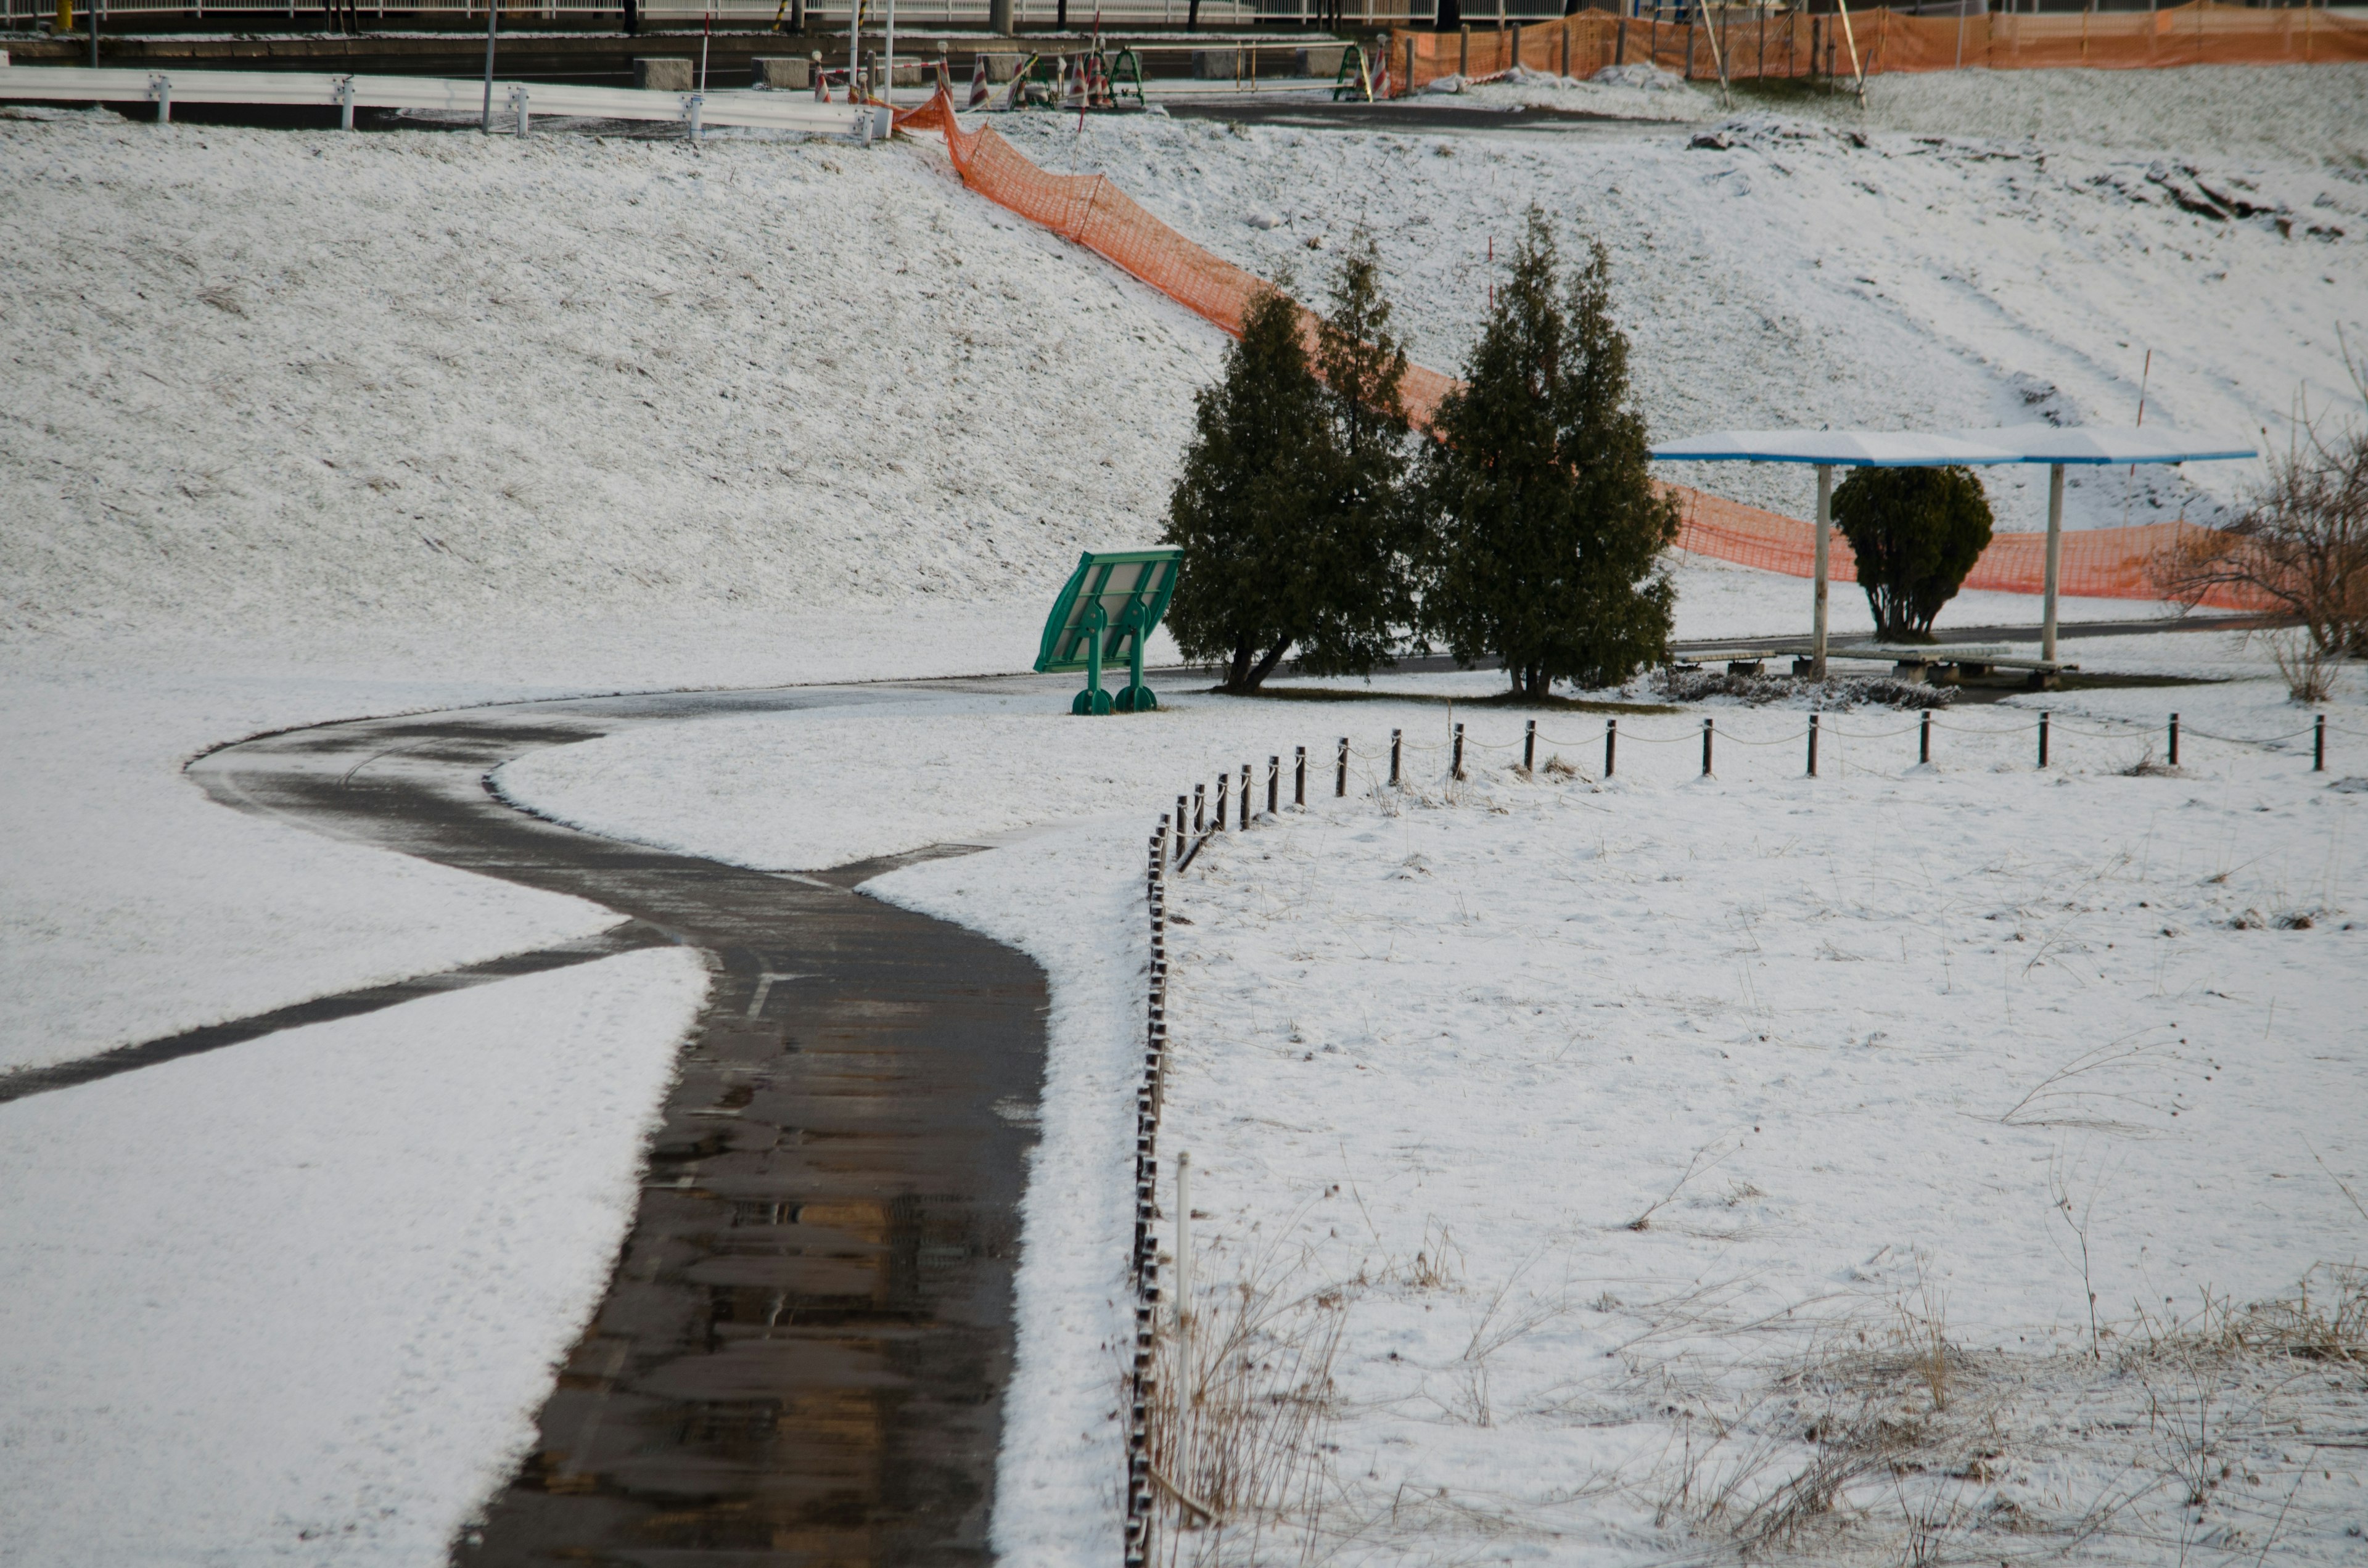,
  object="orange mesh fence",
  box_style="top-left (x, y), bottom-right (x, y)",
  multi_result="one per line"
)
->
top-left (1383, 2), bottom-right (2368, 91)
top-left (897, 88), bottom-right (2270, 611)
